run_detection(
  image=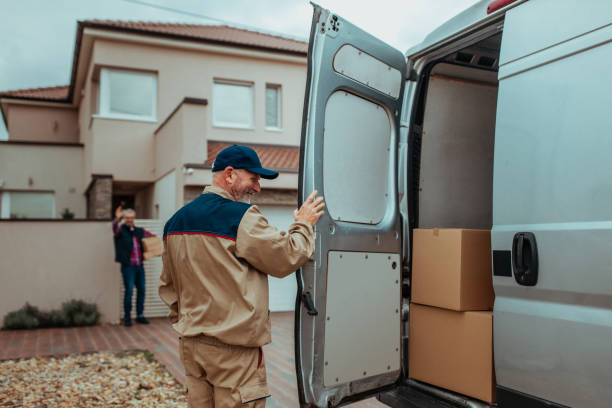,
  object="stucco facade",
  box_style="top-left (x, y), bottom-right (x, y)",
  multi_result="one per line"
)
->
top-left (0, 221), bottom-right (121, 323)
top-left (0, 22), bottom-right (305, 221)
top-left (0, 22), bottom-right (306, 316)
top-left (0, 142), bottom-right (86, 218)
top-left (6, 104), bottom-right (79, 144)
